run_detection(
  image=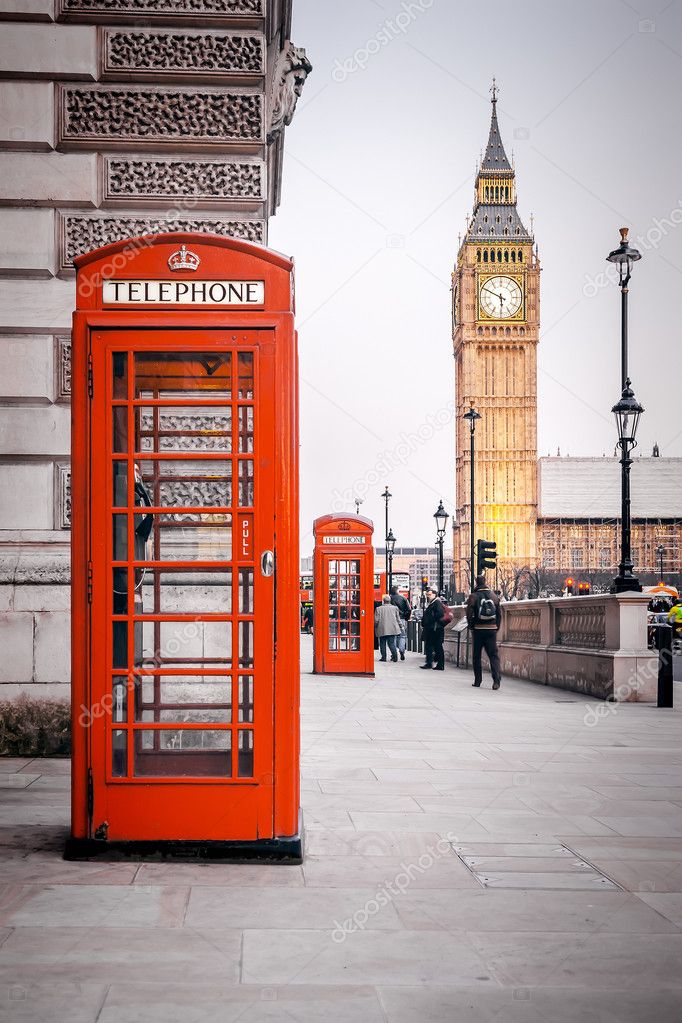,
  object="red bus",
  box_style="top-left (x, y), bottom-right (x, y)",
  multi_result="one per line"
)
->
top-left (300, 574), bottom-right (313, 631)
top-left (373, 570), bottom-right (410, 604)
